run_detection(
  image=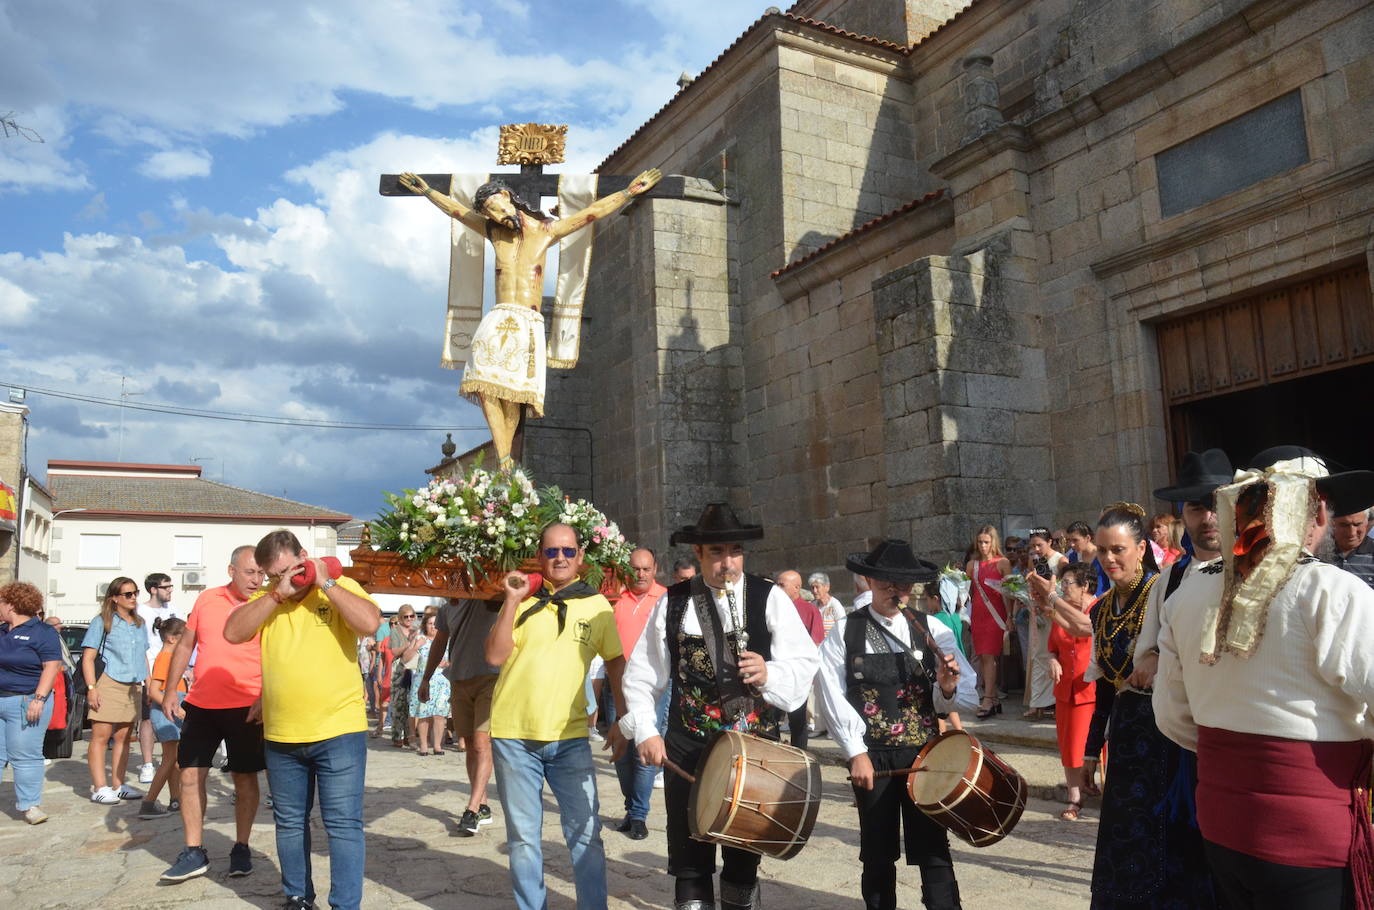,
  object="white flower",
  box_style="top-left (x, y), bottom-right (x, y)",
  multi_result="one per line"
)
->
top-left (411, 494), bottom-right (425, 507)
